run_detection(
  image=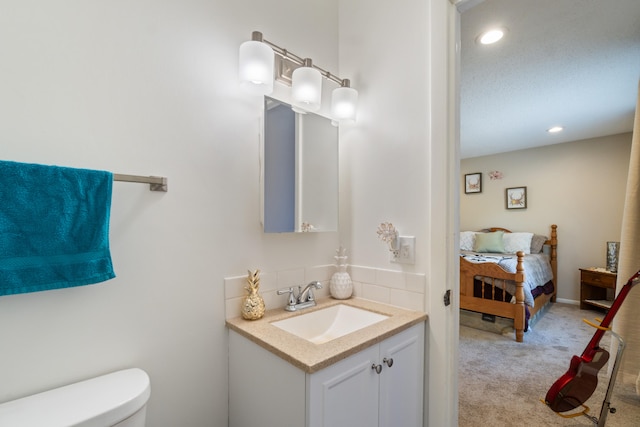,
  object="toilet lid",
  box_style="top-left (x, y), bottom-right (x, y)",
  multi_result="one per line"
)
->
top-left (0, 368), bottom-right (150, 427)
